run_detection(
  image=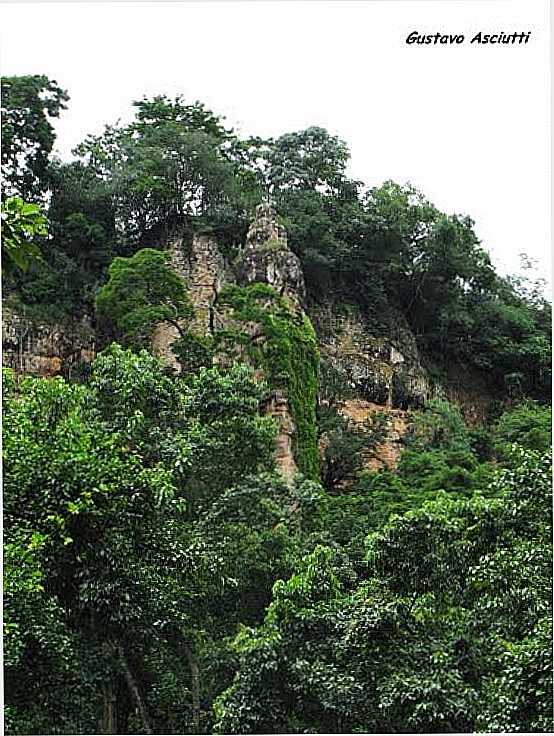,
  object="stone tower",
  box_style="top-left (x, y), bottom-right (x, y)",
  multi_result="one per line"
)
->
top-left (236, 203), bottom-right (306, 308)
top-left (234, 203), bottom-right (313, 480)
